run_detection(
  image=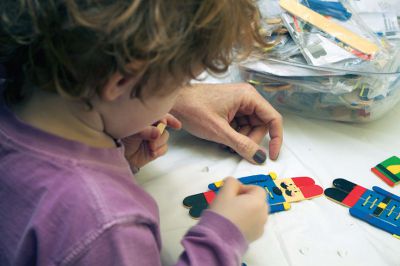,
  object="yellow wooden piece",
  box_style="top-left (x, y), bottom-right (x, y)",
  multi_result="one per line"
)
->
top-left (393, 234), bottom-right (400, 240)
top-left (213, 181), bottom-right (224, 188)
top-left (387, 165), bottom-right (400, 175)
top-left (378, 202), bottom-right (387, 209)
top-left (269, 172), bottom-right (278, 180)
top-left (156, 122), bottom-right (166, 134)
top-left (263, 84), bottom-right (292, 92)
top-left (283, 202), bottom-right (291, 210)
top-left (279, 0), bottom-right (379, 55)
